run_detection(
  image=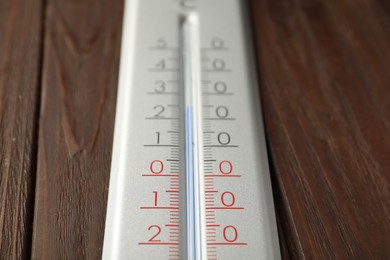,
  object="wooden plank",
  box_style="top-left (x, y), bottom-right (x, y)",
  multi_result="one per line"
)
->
top-left (0, 0), bottom-right (43, 258)
top-left (31, 0), bottom-right (123, 258)
top-left (250, 0), bottom-right (390, 258)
